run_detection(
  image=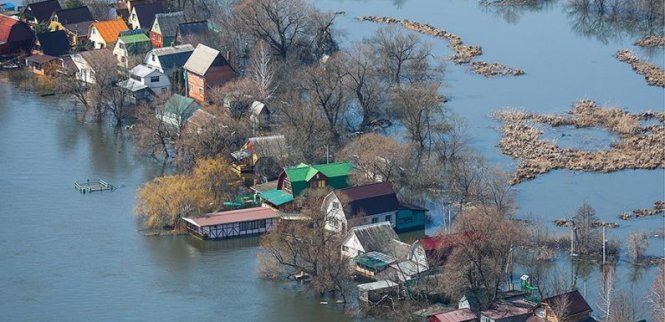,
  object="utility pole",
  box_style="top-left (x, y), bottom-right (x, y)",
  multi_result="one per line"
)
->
top-left (326, 145), bottom-right (329, 164)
